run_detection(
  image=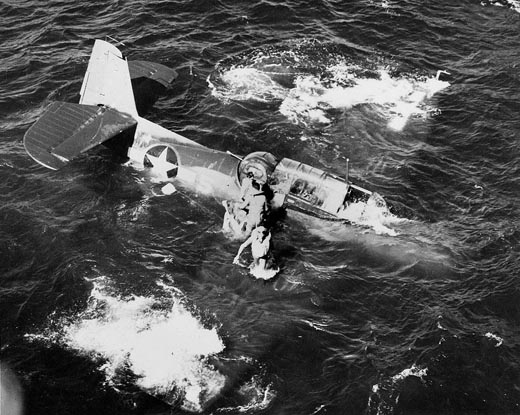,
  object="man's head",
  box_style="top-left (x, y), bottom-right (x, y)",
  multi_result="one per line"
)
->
top-left (257, 225), bottom-right (269, 238)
